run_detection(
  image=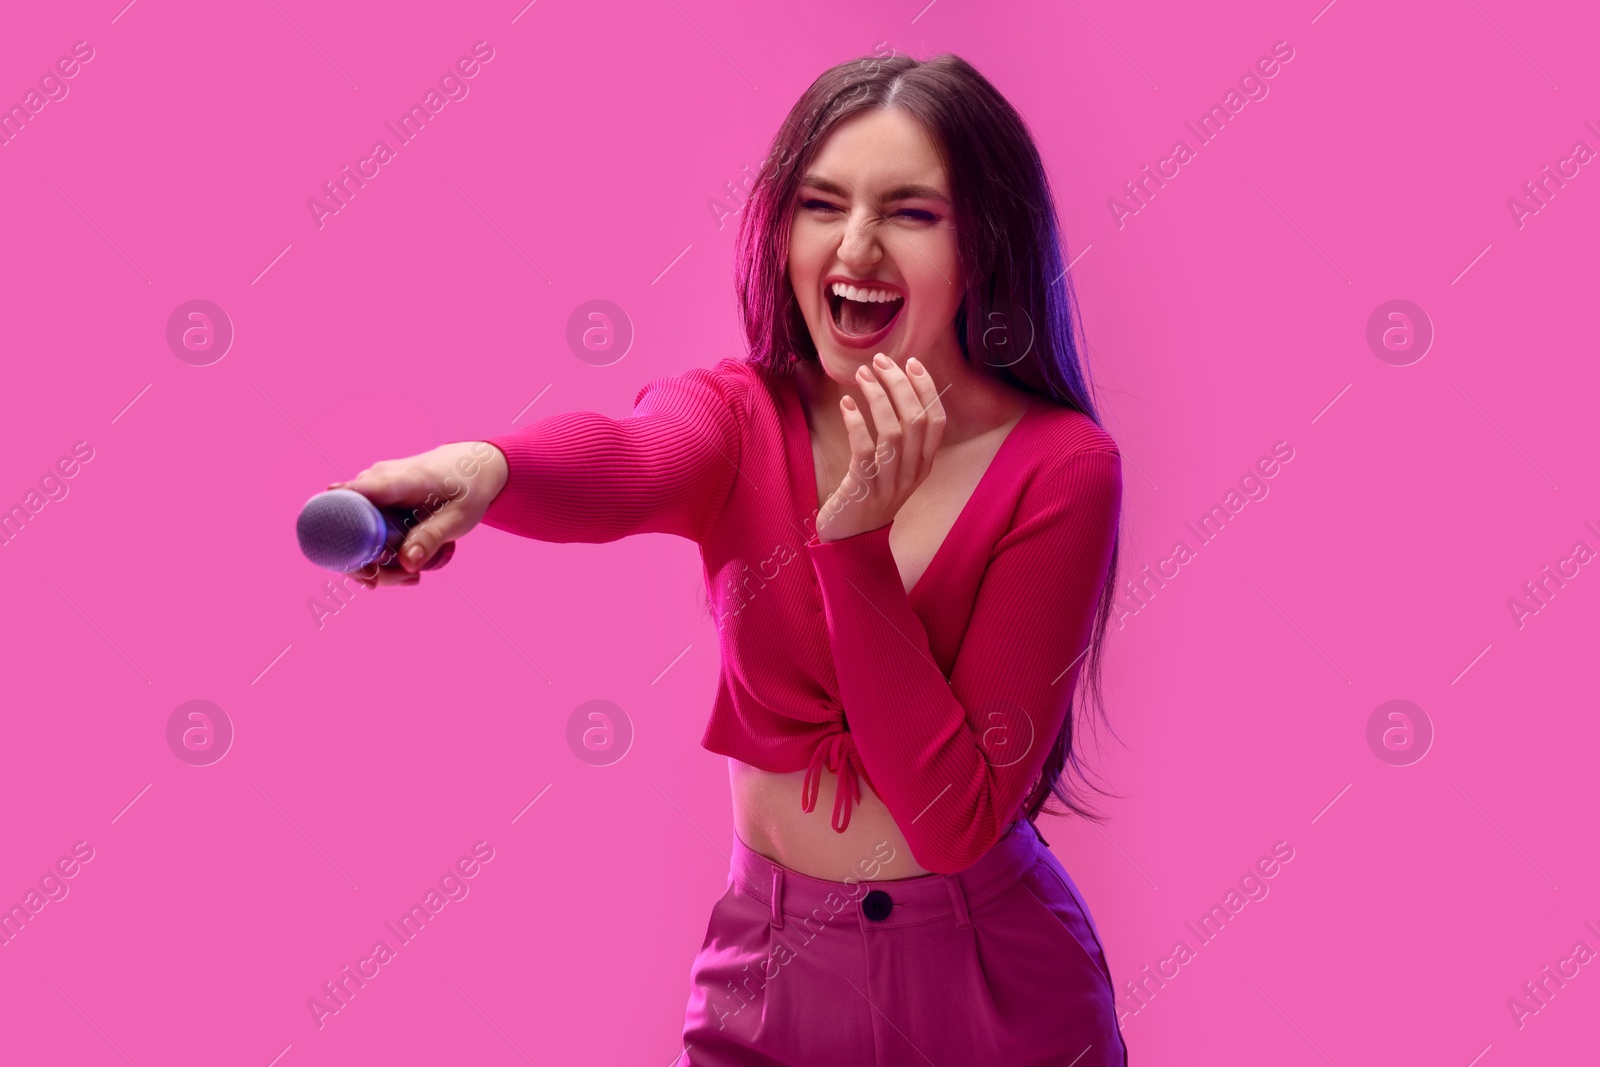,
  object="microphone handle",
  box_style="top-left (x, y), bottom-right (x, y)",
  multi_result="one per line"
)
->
top-left (377, 507), bottom-right (455, 571)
